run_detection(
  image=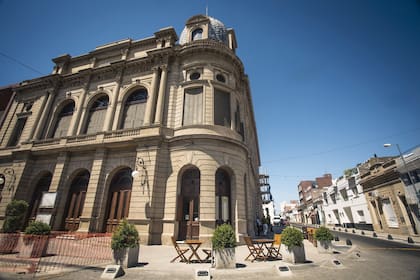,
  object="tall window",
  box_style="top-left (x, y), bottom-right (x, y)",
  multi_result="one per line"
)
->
top-left (215, 169), bottom-right (231, 225)
top-left (382, 198), bottom-right (399, 228)
top-left (7, 117), bottom-right (27, 147)
top-left (121, 89), bottom-right (148, 129)
top-left (192, 28), bottom-right (203, 41)
top-left (52, 101), bottom-right (75, 138)
top-left (28, 173), bottom-right (52, 224)
top-left (64, 170), bottom-right (89, 231)
top-left (214, 89), bottom-right (231, 127)
top-left (105, 168), bottom-right (133, 232)
top-left (183, 87), bottom-right (203, 126)
top-left (84, 95), bottom-right (109, 134)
